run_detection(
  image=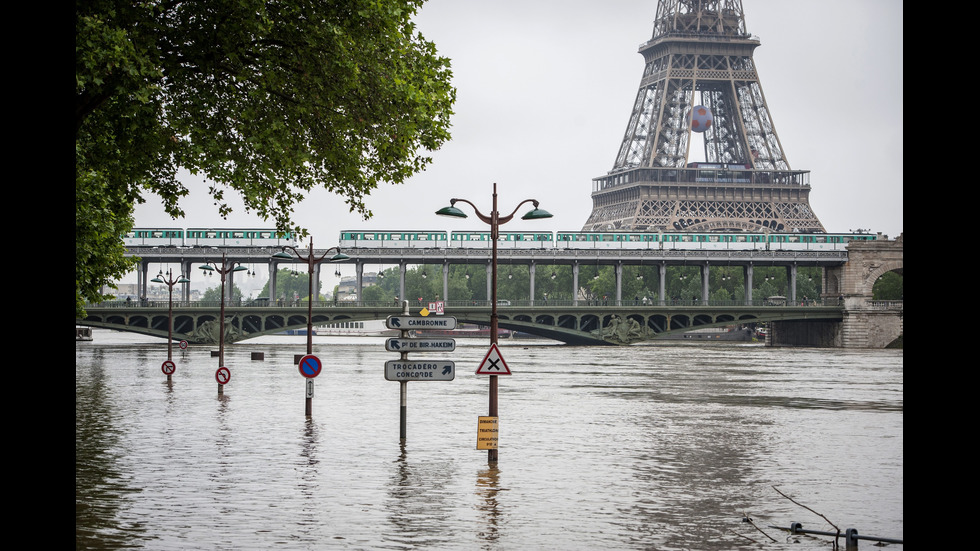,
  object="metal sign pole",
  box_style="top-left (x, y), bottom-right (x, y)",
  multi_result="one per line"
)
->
top-left (488, 184), bottom-right (499, 463)
top-left (436, 182), bottom-right (551, 465)
top-left (399, 300), bottom-right (409, 441)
